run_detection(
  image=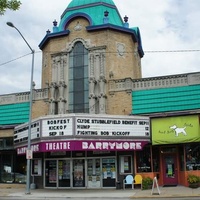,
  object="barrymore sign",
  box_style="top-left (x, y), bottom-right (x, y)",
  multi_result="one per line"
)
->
top-left (17, 140), bottom-right (148, 155)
